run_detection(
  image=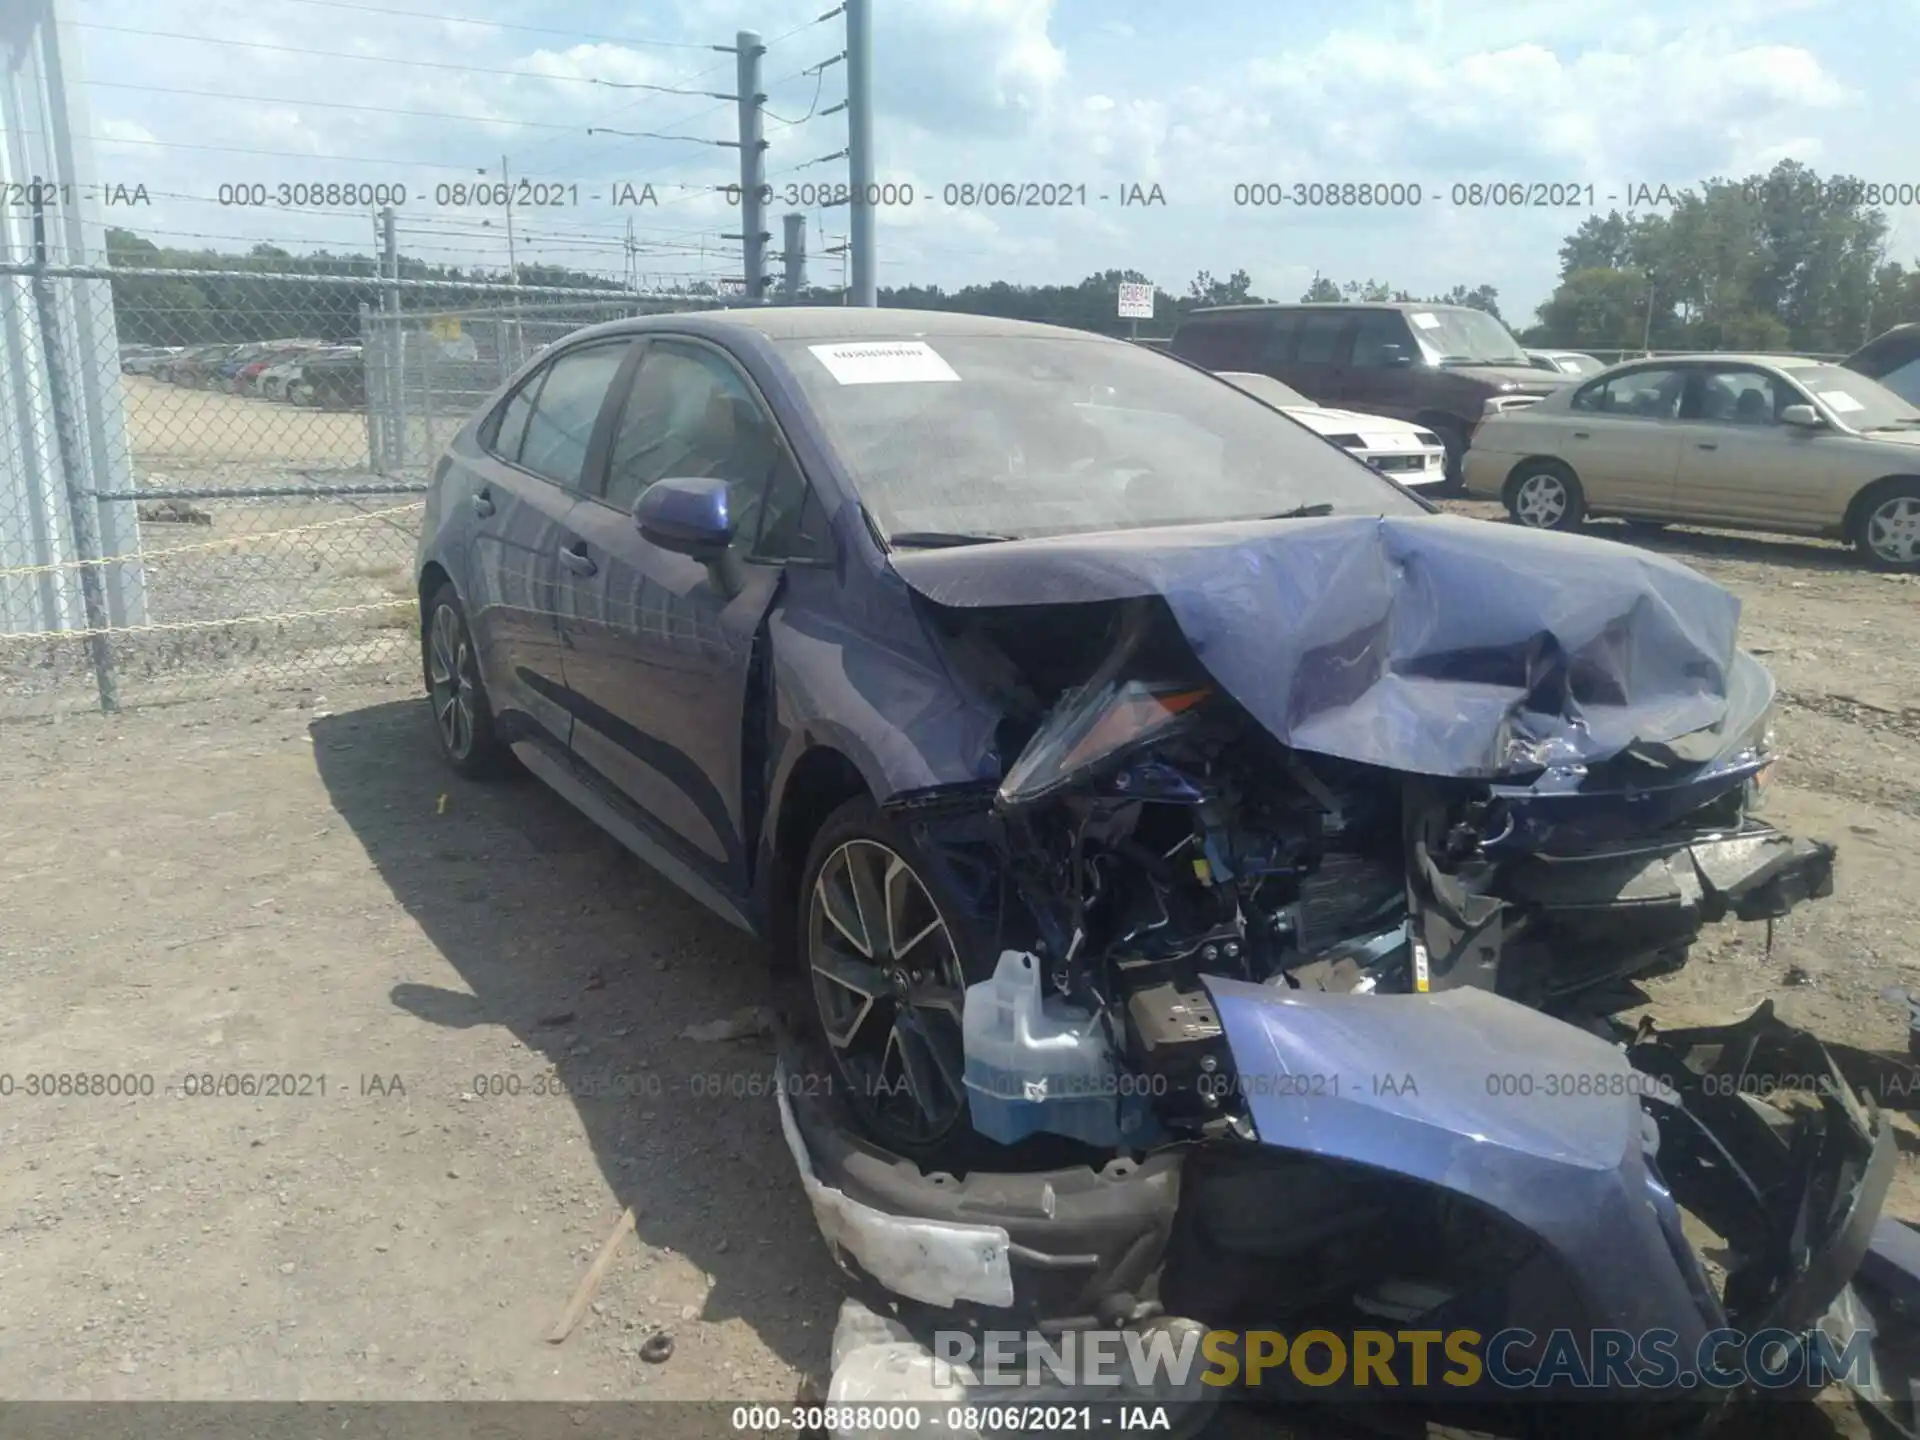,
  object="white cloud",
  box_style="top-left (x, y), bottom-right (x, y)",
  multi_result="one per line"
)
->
top-left (49, 0), bottom-right (1912, 310)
